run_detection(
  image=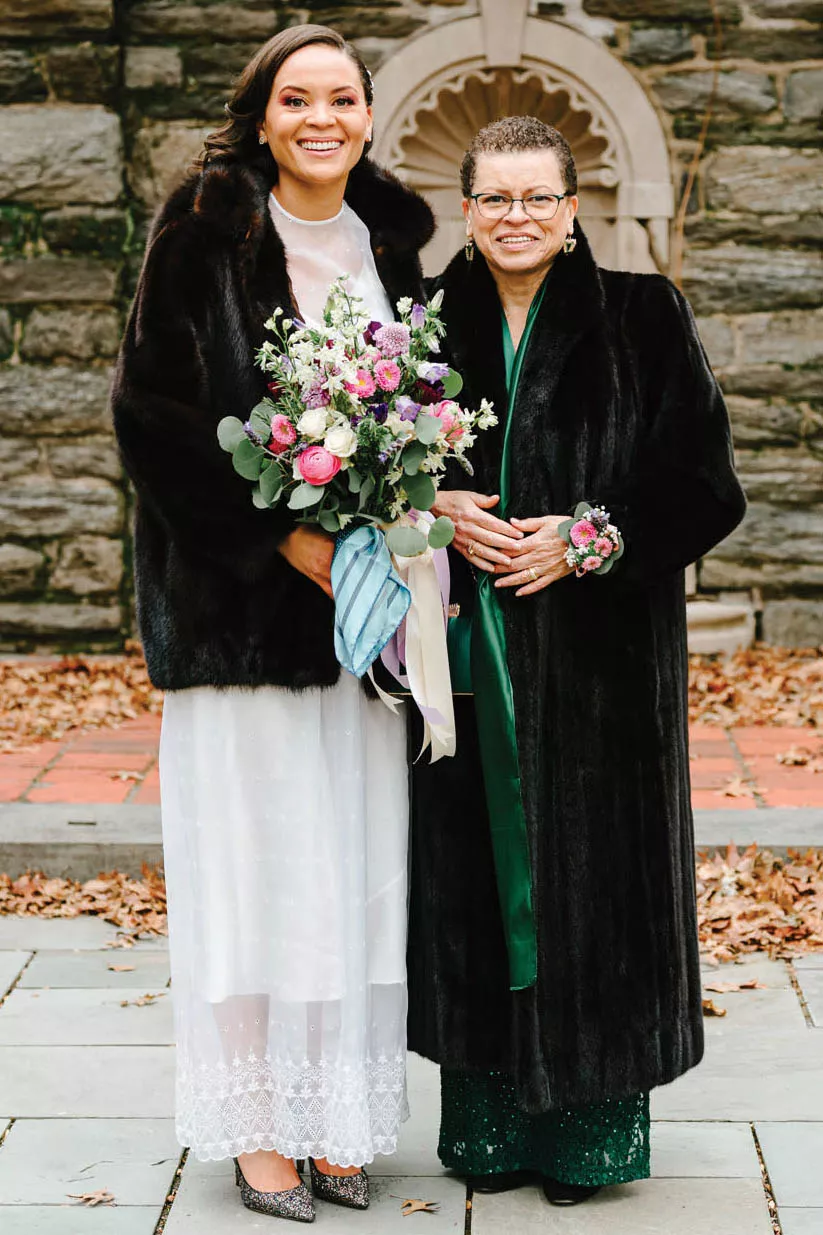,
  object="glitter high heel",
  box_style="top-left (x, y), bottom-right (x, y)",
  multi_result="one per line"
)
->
top-left (233, 1158), bottom-right (315, 1223)
top-left (308, 1158), bottom-right (369, 1210)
